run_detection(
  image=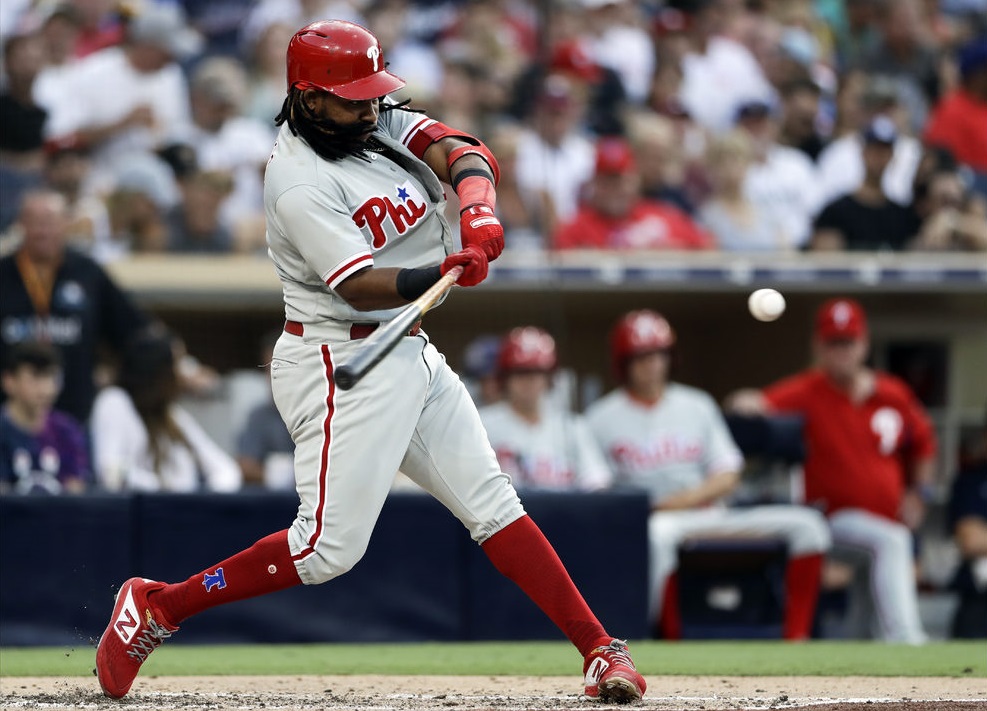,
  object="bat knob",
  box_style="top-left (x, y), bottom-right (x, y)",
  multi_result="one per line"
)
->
top-left (333, 367), bottom-right (356, 391)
